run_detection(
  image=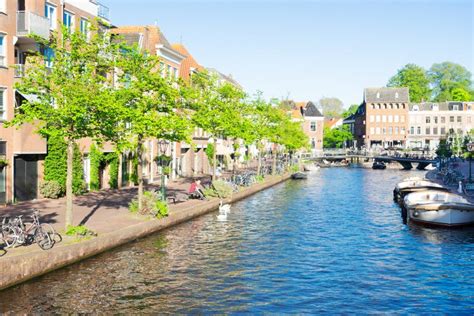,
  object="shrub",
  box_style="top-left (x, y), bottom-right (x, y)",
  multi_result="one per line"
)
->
top-left (255, 175), bottom-right (264, 182)
top-left (290, 164), bottom-right (300, 173)
top-left (89, 143), bottom-right (103, 191)
top-left (162, 166), bottom-right (171, 175)
top-left (40, 180), bottom-right (64, 199)
top-left (205, 180), bottom-right (233, 198)
top-left (107, 152), bottom-right (119, 189)
top-left (65, 225), bottom-right (97, 237)
top-left (128, 191), bottom-right (169, 218)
